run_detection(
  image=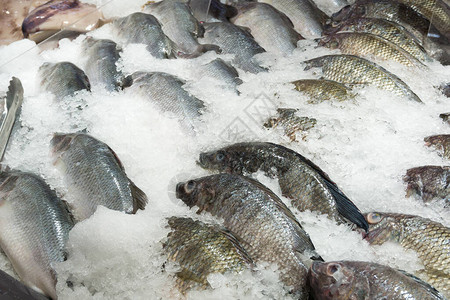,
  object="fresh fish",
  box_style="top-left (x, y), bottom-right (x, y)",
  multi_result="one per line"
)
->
top-left (309, 260), bottom-right (446, 299)
top-left (112, 12), bottom-right (176, 59)
top-left (198, 142), bottom-right (369, 231)
top-left (0, 170), bottom-right (74, 299)
top-left (440, 113), bottom-right (450, 125)
top-left (292, 79), bottom-right (356, 103)
top-left (440, 83), bottom-right (450, 97)
top-left (319, 32), bottom-right (424, 67)
top-left (0, 268), bottom-right (49, 300)
top-left (404, 166), bottom-right (449, 204)
top-left (82, 37), bottom-right (124, 91)
top-left (51, 132), bottom-right (148, 221)
top-left (310, 0), bottom-right (350, 16)
top-left (176, 173), bottom-right (322, 296)
top-left (189, 0), bottom-right (238, 22)
top-left (425, 135), bottom-right (450, 159)
top-left (324, 17), bottom-right (431, 62)
top-left (365, 212), bottom-right (450, 296)
top-left (230, 2), bottom-right (303, 55)
top-left (200, 58), bottom-right (243, 93)
top-left (38, 61), bottom-right (90, 100)
top-left (303, 55), bottom-right (422, 102)
top-left (164, 217), bottom-right (252, 294)
top-left (259, 0), bottom-right (328, 39)
top-left (264, 108), bottom-right (317, 142)
top-left (143, 0), bottom-right (220, 57)
top-left (22, 0), bottom-right (105, 43)
top-left (125, 72), bottom-right (205, 131)
top-left (201, 22), bottom-right (266, 73)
